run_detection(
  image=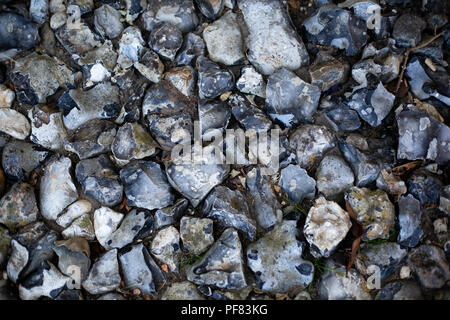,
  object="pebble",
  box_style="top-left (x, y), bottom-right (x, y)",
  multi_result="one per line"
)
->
top-left (316, 155), bottom-right (354, 201)
top-left (134, 50), bottom-right (165, 83)
top-left (94, 4), bottom-right (124, 39)
top-left (62, 214), bottom-right (95, 240)
top-left (149, 22), bottom-right (183, 61)
top-left (236, 66), bottom-right (266, 98)
top-left (150, 226), bottom-right (182, 272)
top-left (0, 13), bottom-right (40, 50)
top-left (82, 249), bottom-right (121, 295)
top-left (197, 56), bottom-right (234, 99)
top-left (375, 281), bottom-right (424, 300)
top-left (0, 84), bottom-right (15, 108)
top-left (28, 107), bottom-right (68, 151)
top-left (180, 217), bottom-right (214, 255)
top-left (0, 109), bottom-right (30, 140)
top-left (229, 94), bottom-right (272, 132)
top-left (154, 199), bottom-right (189, 229)
top-left (278, 164), bottom-right (316, 203)
top-left (174, 33), bottom-right (206, 66)
top-left (93, 207), bottom-right (124, 249)
top-left (163, 66), bottom-right (196, 97)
